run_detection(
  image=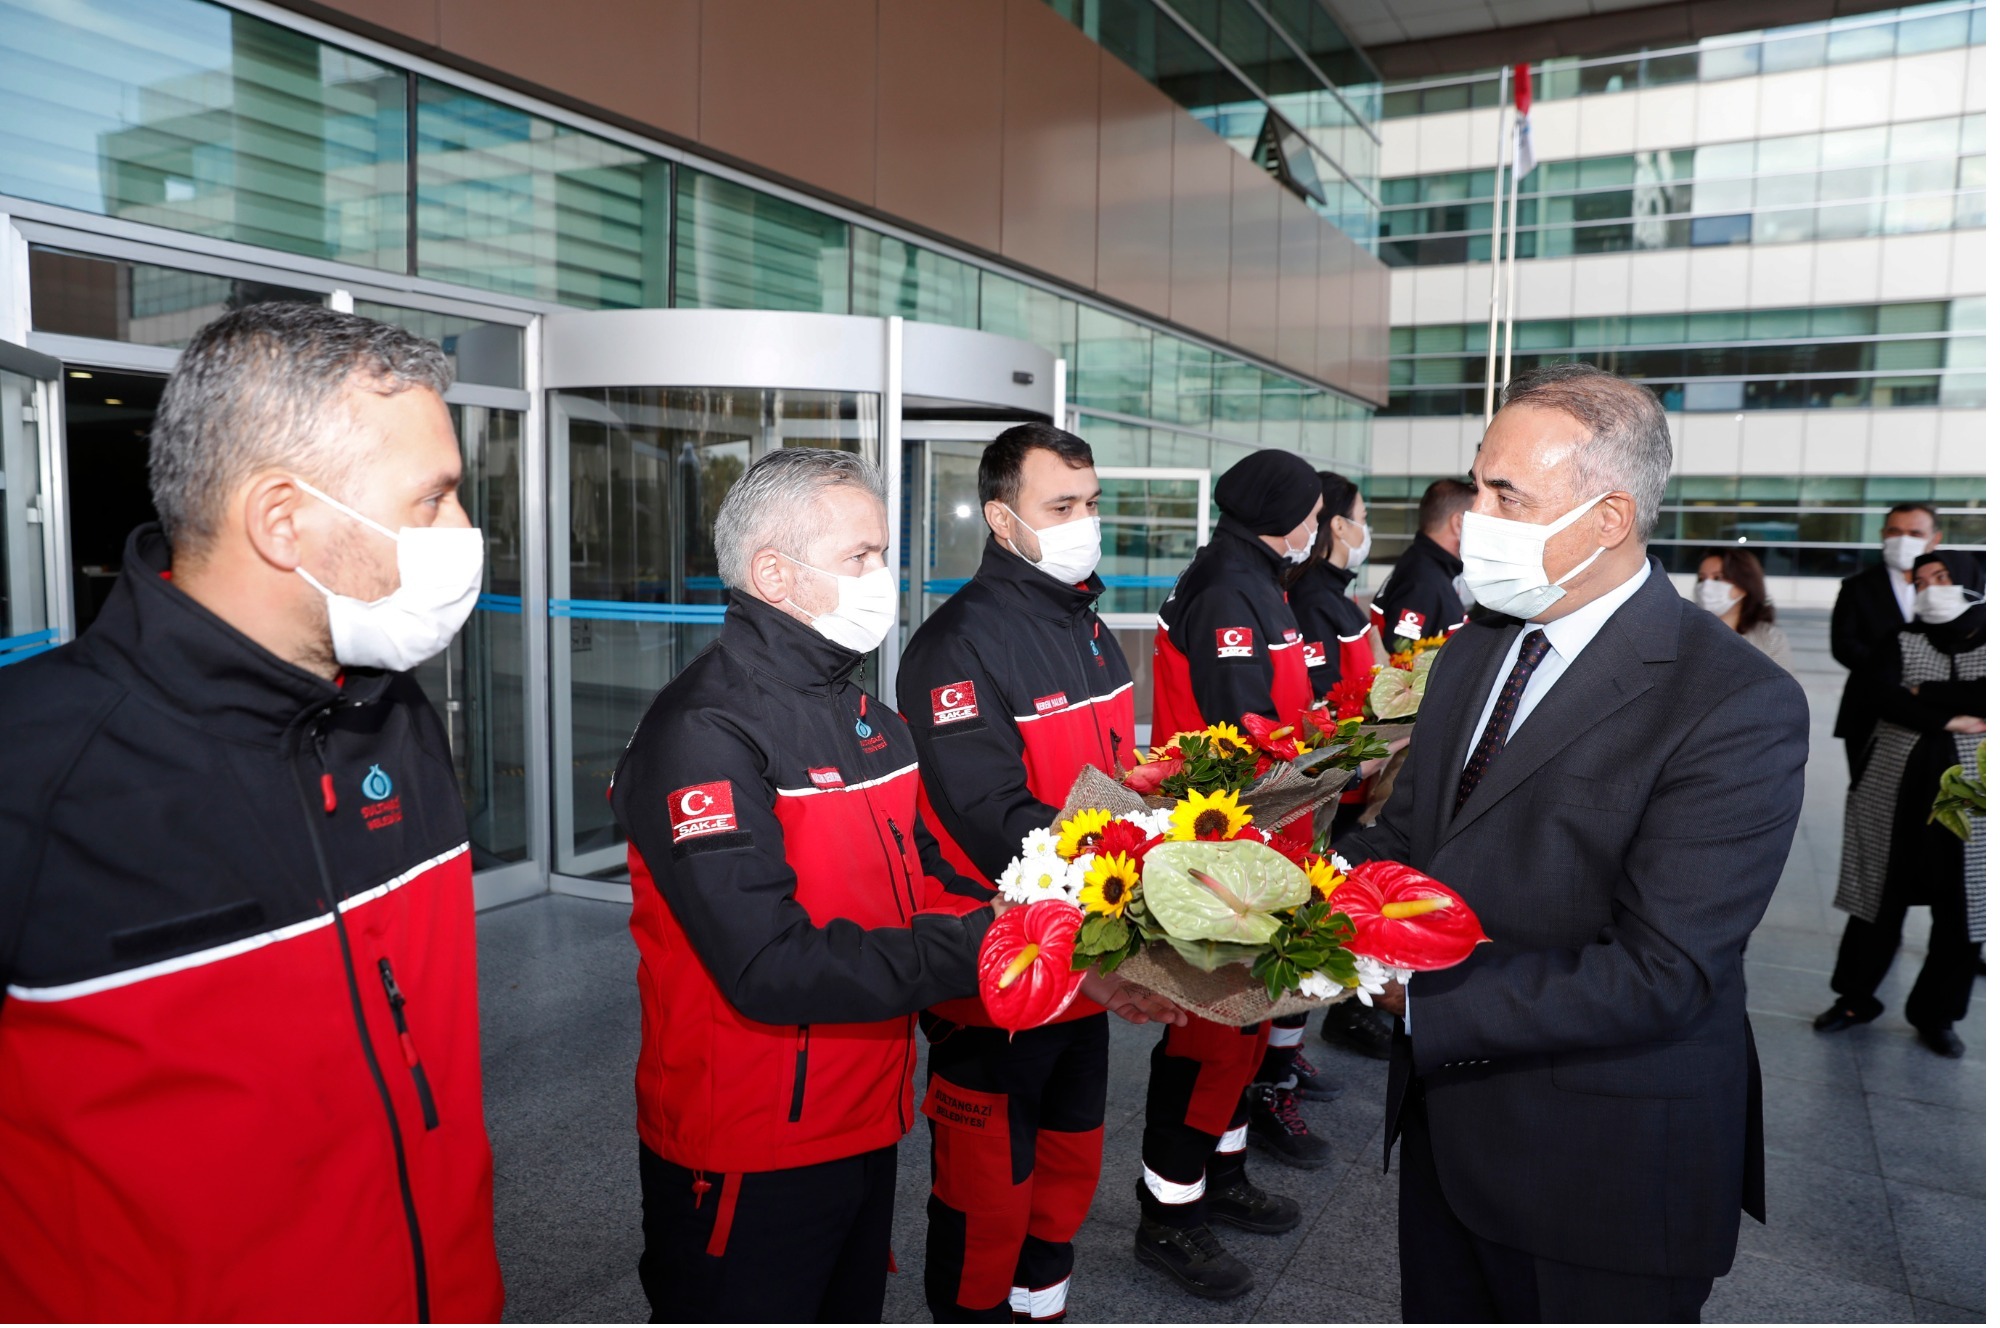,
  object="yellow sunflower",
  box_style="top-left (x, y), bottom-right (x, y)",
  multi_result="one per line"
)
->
top-left (1304, 856), bottom-right (1346, 901)
top-left (1167, 788), bottom-right (1253, 842)
top-left (1079, 852), bottom-right (1141, 917)
top-left (1204, 722), bottom-right (1255, 758)
top-left (1055, 808), bottom-right (1114, 860)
